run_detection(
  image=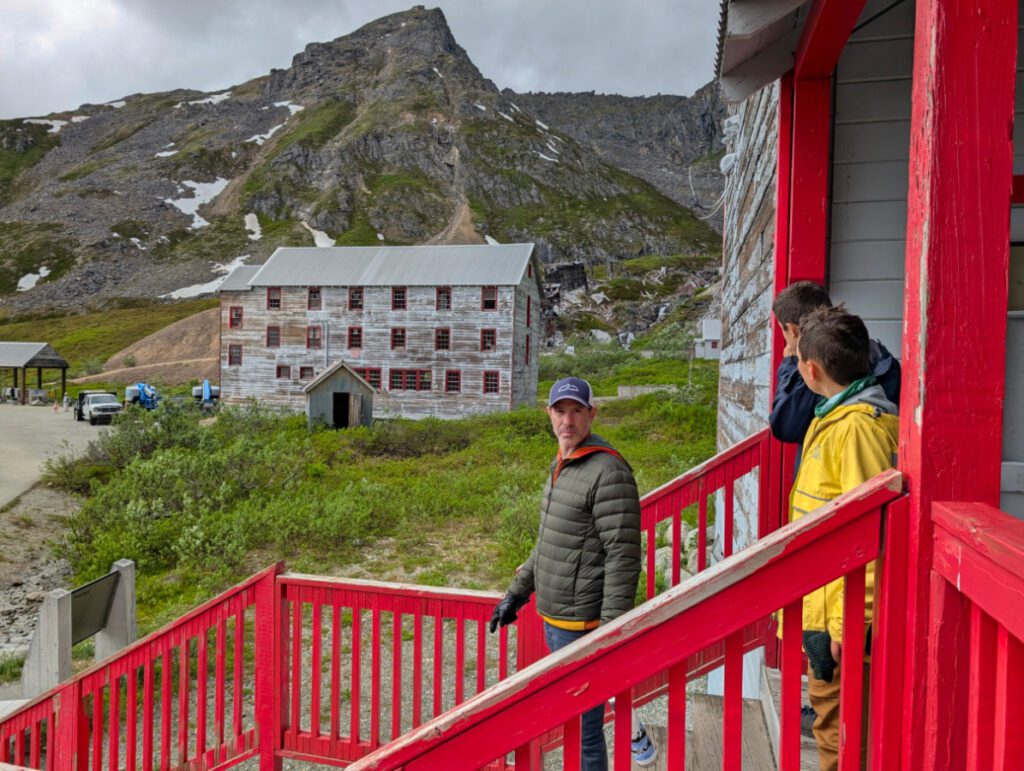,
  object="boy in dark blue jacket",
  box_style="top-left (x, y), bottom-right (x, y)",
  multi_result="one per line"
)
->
top-left (770, 282), bottom-right (901, 470)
